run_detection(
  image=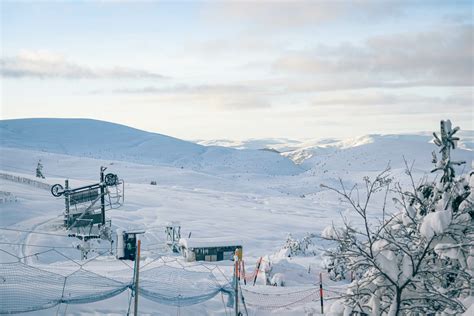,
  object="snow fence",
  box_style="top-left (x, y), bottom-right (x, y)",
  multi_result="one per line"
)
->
top-left (0, 261), bottom-right (233, 314)
top-left (241, 285), bottom-right (321, 310)
top-left (0, 173), bottom-right (51, 191)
